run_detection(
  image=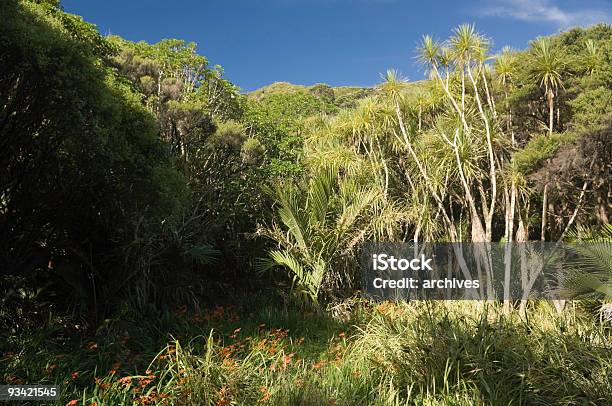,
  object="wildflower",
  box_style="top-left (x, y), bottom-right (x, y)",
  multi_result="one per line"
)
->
top-left (71, 371), bottom-right (80, 380)
top-left (312, 361), bottom-right (326, 370)
top-left (260, 386), bottom-right (271, 402)
top-left (110, 362), bottom-right (121, 375)
top-left (95, 377), bottom-right (110, 390)
top-left (118, 376), bottom-right (132, 388)
top-left (216, 386), bottom-right (230, 406)
top-left (6, 375), bottom-right (25, 384)
top-left (229, 327), bottom-right (241, 339)
top-left (136, 394), bottom-right (154, 405)
top-left (66, 401), bottom-right (78, 406)
top-left (338, 331), bottom-right (346, 338)
top-left (86, 342), bottom-right (98, 351)
top-left (283, 352), bottom-right (296, 369)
